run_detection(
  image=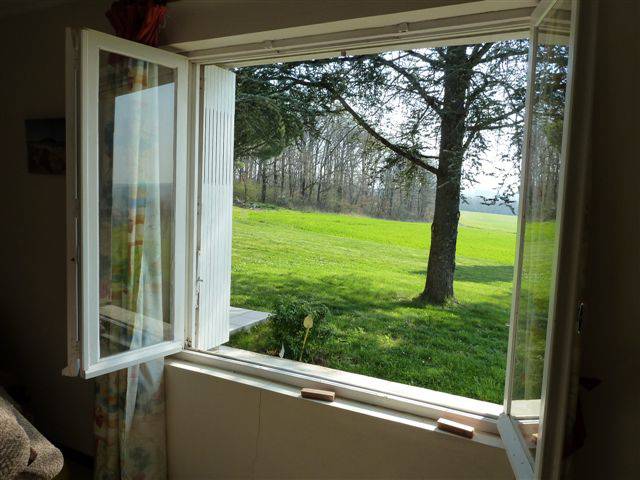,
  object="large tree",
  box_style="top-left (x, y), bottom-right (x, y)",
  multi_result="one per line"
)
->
top-left (236, 41), bottom-right (528, 304)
